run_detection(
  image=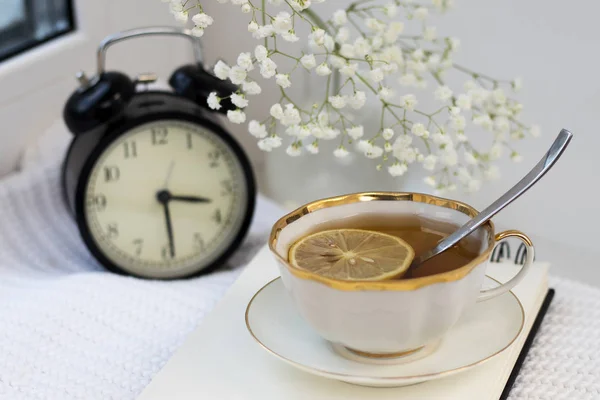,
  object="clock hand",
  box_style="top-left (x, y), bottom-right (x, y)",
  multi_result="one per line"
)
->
top-left (157, 190), bottom-right (175, 258)
top-left (169, 195), bottom-right (212, 203)
top-left (163, 160), bottom-right (175, 189)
